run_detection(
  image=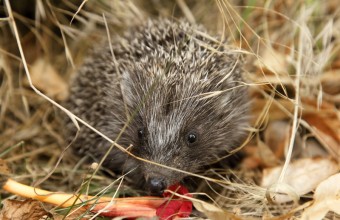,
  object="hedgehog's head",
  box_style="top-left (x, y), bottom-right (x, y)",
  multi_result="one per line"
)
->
top-left (118, 49), bottom-right (249, 195)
